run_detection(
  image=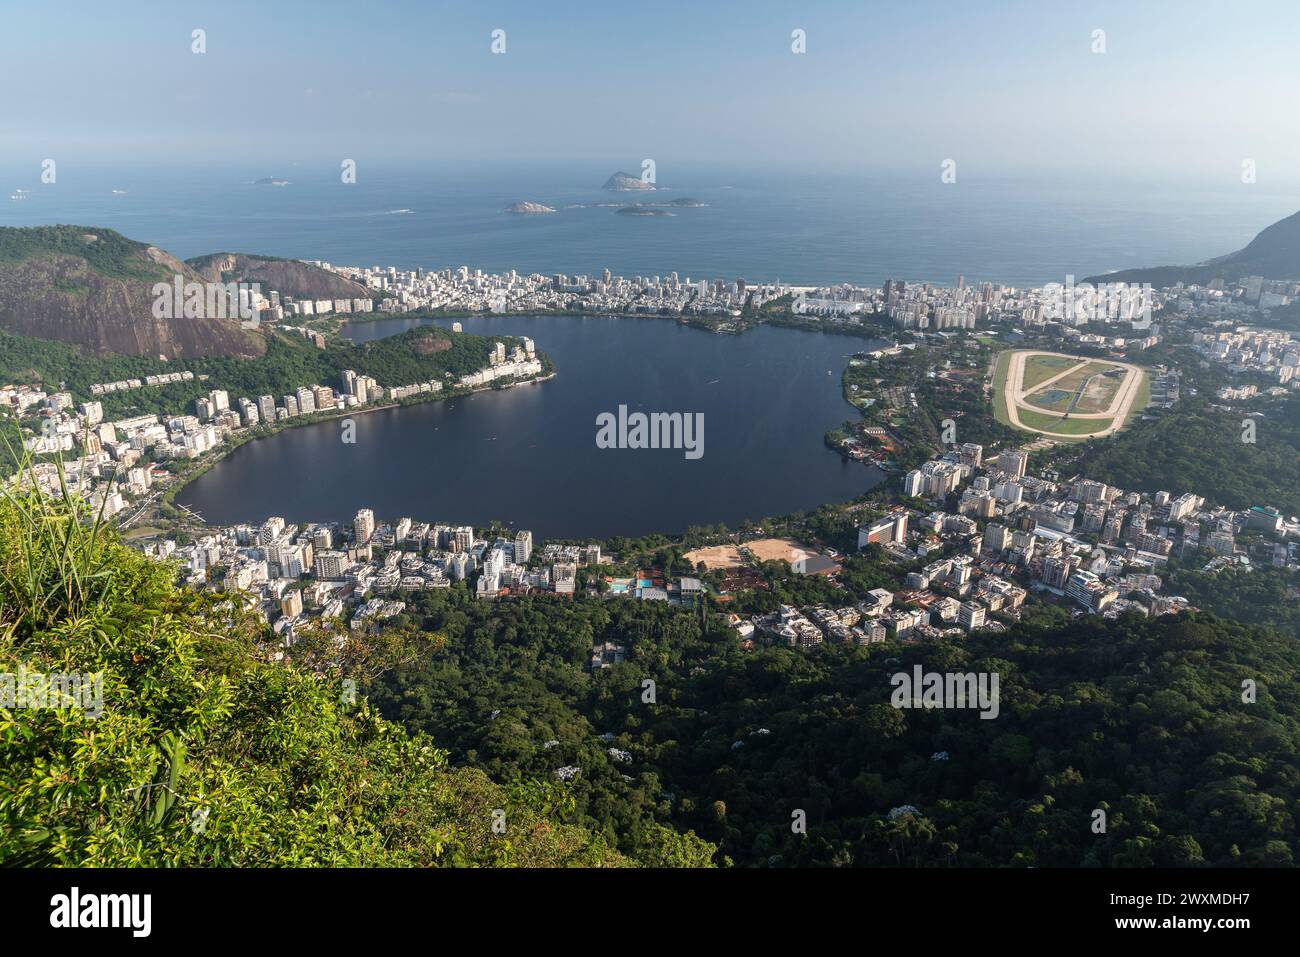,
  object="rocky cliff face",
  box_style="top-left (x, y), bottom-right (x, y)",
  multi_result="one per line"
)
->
top-left (187, 253), bottom-right (371, 301)
top-left (0, 227), bottom-right (265, 358)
